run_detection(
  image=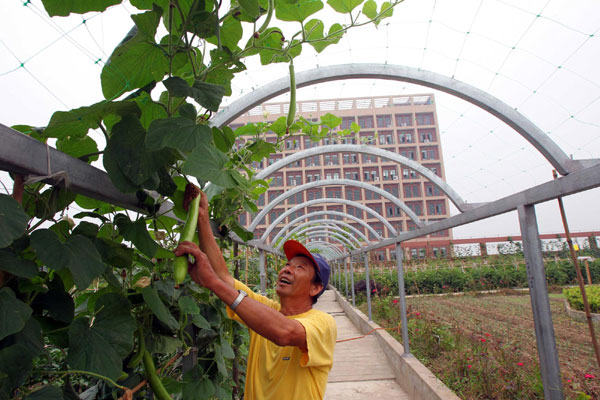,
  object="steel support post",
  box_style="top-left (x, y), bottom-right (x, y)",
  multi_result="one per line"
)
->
top-left (365, 253), bottom-right (372, 321)
top-left (344, 258), bottom-right (349, 298)
top-left (259, 250), bottom-right (267, 295)
top-left (518, 205), bottom-right (564, 400)
top-left (395, 243), bottom-right (410, 355)
top-left (350, 257), bottom-right (356, 307)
